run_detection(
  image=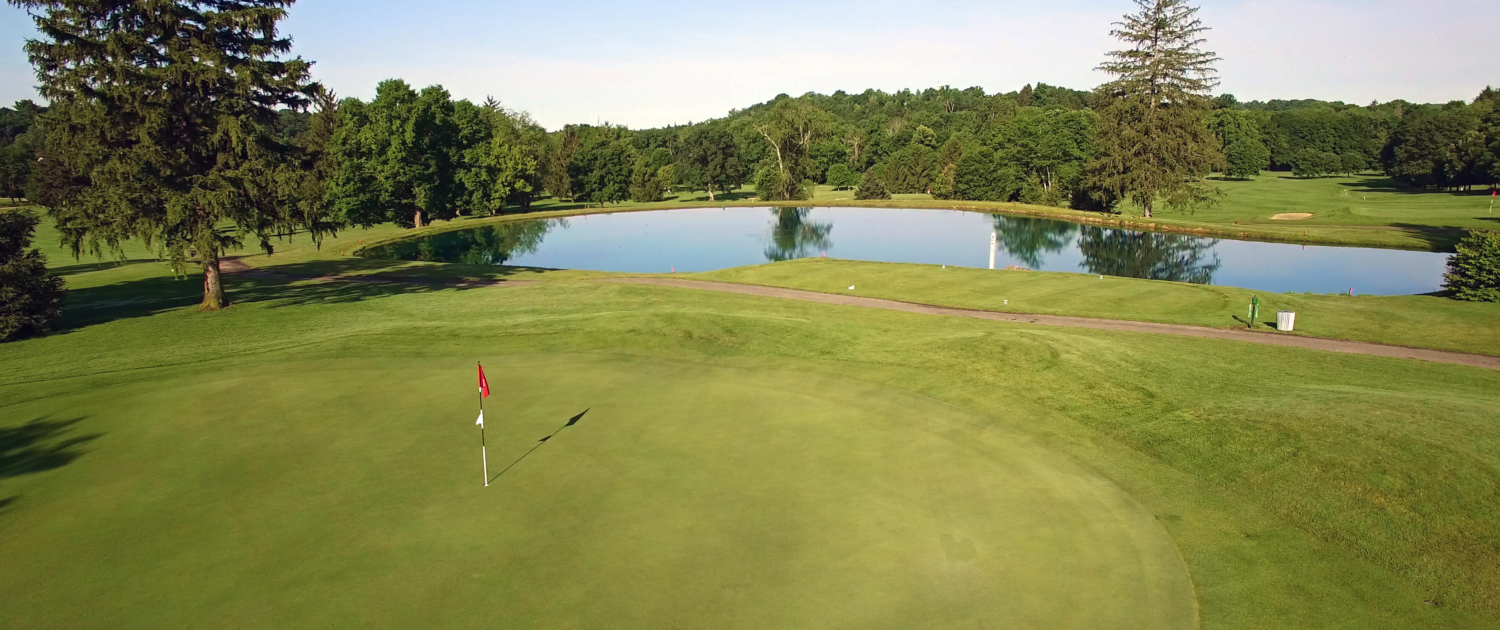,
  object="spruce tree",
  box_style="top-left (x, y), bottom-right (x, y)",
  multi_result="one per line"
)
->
top-left (854, 169), bottom-right (890, 200)
top-left (0, 209), bottom-right (65, 341)
top-left (1444, 230), bottom-right (1500, 302)
top-left (12, 0), bottom-right (322, 310)
top-left (1090, 0), bottom-right (1223, 217)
